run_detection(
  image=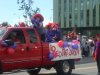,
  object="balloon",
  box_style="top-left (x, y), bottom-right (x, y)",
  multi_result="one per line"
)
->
top-left (72, 40), bottom-right (79, 45)
top-left (49, 52), bottom-right (54, 60)
top-left (72, 44), bottom-right (78, 49)
top-left (7, 48), bottom-right (15, 54)
top-left (58, 40), bottom-right (64, 48)
top-left (63, 41), bottom-right (68, 48)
